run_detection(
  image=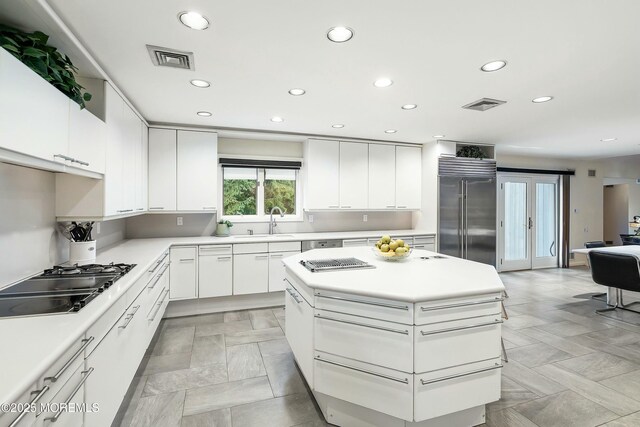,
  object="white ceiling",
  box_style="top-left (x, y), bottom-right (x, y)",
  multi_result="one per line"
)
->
top-left (16, 1), bottom-right (640, 157)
